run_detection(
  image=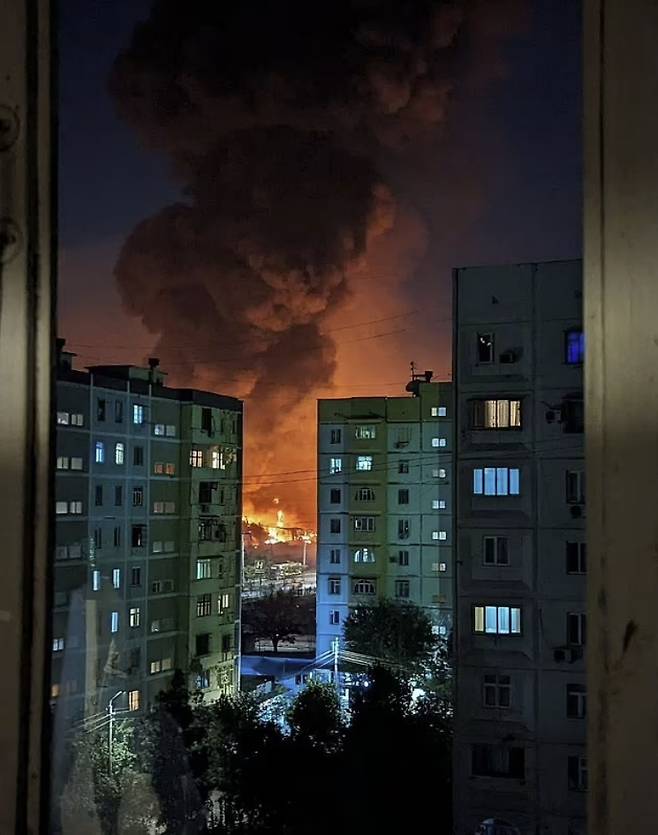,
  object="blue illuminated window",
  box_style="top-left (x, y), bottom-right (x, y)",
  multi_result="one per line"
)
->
top-left (95, 441), bottom-right (105, 464)
top-left (473, 467), bottom-right (520, 496)
top-left (565, 329), bottom-right (584, 364)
